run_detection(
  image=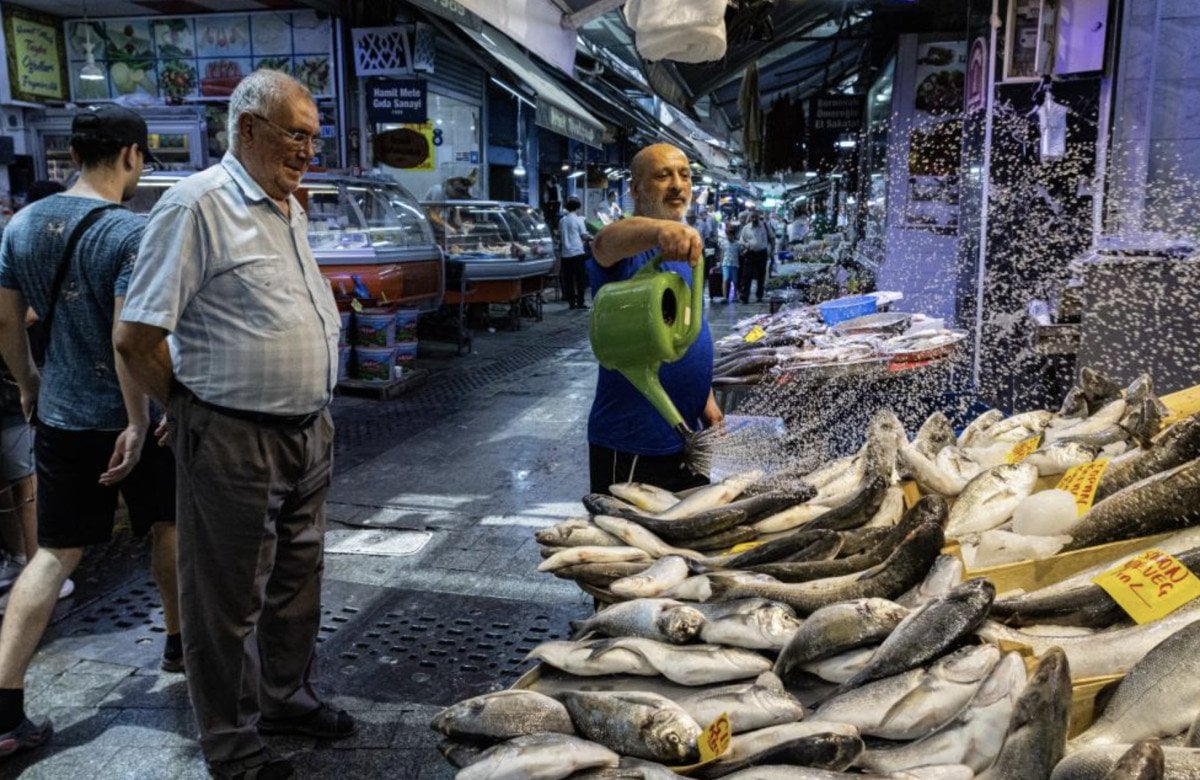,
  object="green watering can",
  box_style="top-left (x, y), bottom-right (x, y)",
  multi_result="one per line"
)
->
top-left (589, 253), bottom-right (705, 441)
